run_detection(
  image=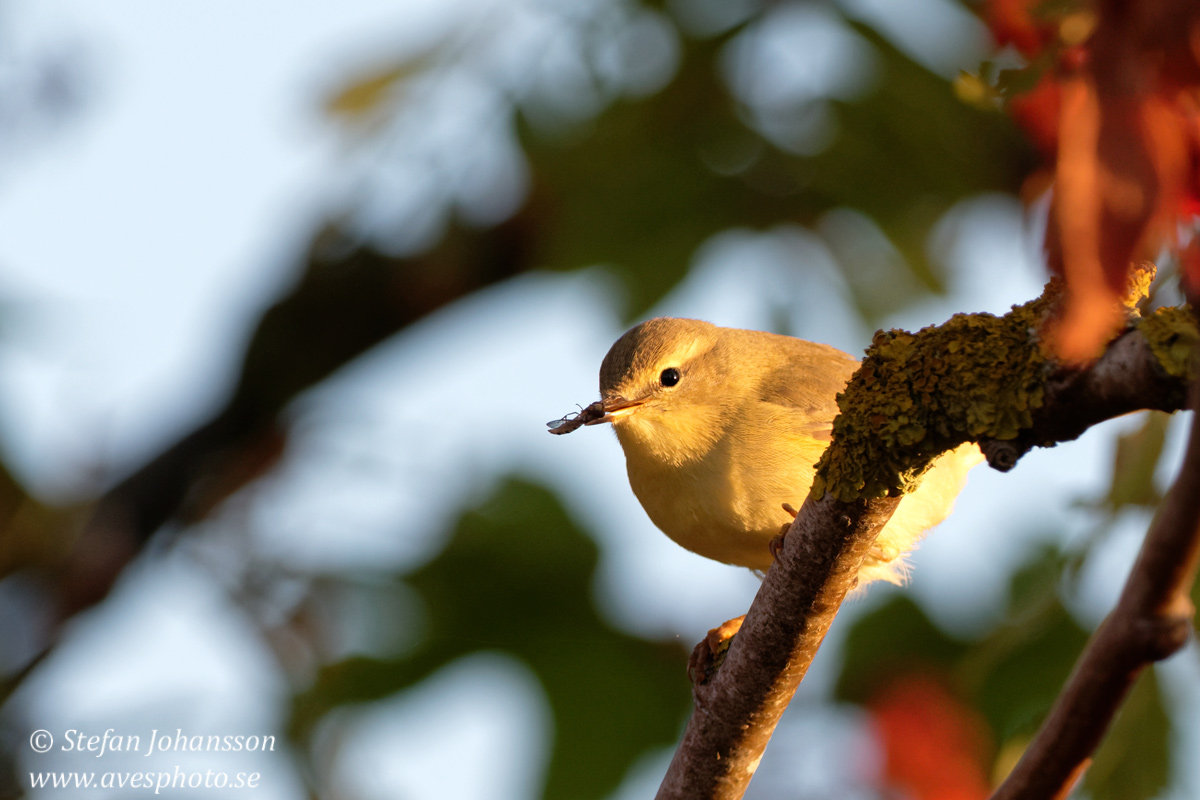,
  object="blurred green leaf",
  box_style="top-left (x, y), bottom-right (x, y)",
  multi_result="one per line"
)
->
top-left (1004, 545), bottom-right (1069, 623)
top-left (519, 31), bottom-right (753, 316)
top-left (0, 457), bottom-right (77, 581)
top-left (804, 22), bottom-right (1035, 304)
top-left (522, 8), bottom-right (1034, 320)
top-left (837, 547), bottom-right (1094, 778)
top-left (835, 594), bottom-right (967, 704)
top-left (836, 547), bottom-right (1179, 795)
top-left (968, 600), bottom-right (1088, 744)
top-left (290, 478), bottom-right (690, 800)
top-left (1083, 667), bottom-right (1170, 800)
top-left (1193, 563), bottom-right (1200, 634)
top-left (958, 549), bottom-right (1089, 743)
top-left (1094, 411), bottom-right (1170, 512)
